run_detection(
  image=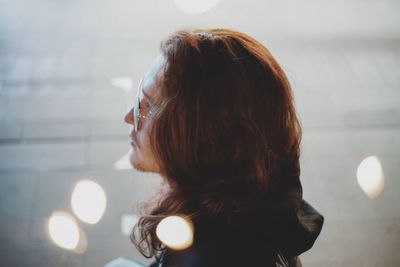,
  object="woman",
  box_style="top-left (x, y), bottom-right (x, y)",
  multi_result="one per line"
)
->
top-left (124, 28), bottom-right (324, 267)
